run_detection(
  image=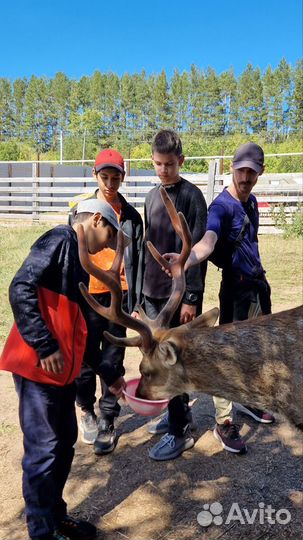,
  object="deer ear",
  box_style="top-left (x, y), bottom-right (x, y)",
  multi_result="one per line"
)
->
top-left (191, 307), bottom-right (219, 328)
top-left (158, 342), bottom-right (178, 367)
